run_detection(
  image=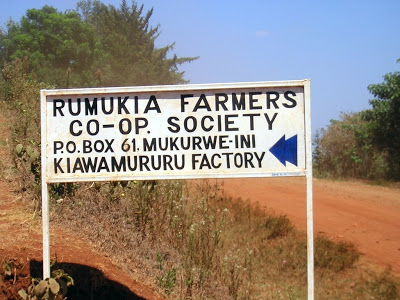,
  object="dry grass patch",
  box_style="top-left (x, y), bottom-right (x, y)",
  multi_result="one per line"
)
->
top-left (47, 180), bottom-right (400, 299)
